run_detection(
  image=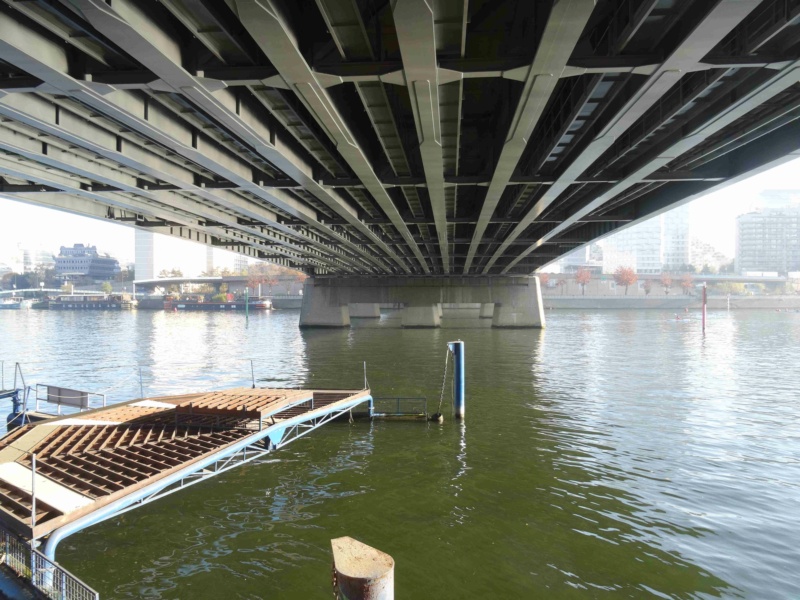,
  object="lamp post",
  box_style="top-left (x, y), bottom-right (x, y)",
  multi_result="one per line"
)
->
top-left (39, 281), bottom-right (44, 299)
